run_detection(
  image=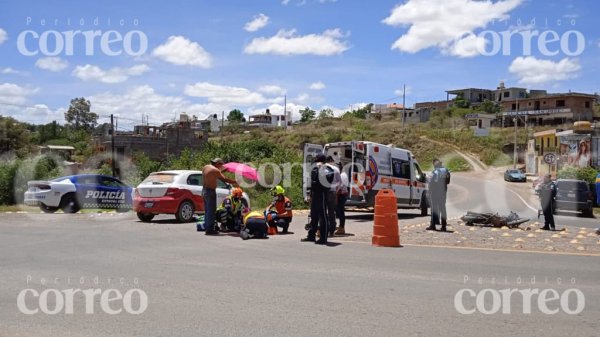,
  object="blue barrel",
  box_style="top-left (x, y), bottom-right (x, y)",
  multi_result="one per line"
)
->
top-left (596, 174), bottom-right (600, 205)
